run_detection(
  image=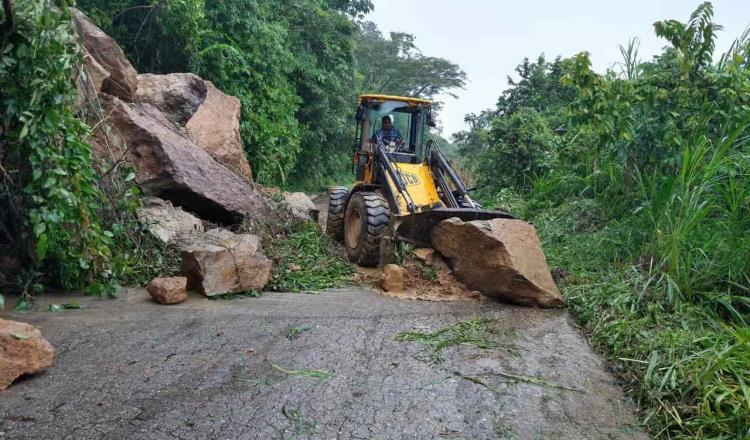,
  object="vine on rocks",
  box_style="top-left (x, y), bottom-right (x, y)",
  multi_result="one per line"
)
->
top-left (0, 0), bottom-right (116, 296)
